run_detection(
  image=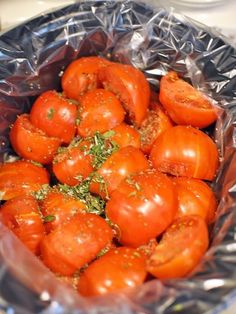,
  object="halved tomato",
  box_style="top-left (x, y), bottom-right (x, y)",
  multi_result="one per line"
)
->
top-left (78, 247), bottom-right (147, 296)
top-left (30, 90), bottom-right (77, 144)
top-left (62, 56), bottom-right (110, 101)
top-left (10, 114), bottom-right (61, 164)
top-left (150, 125), bottom-right (219, 181)
top-left (0, 160), bottom-right (49, 200)
top-left (108, 123), bottom-right (141, 149)
top-left (77, 89), bottom-right (125, 137)
top-left (147, 215), bottom-right (209, 279)
top-left (40, 213), bottom-right (113, 276)
top-left (159, 71), bottom-right (218, 128)
top-left (99, 62), bottom-right (150, 126)
top-left (0, 195), bottom-right (45, 254)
